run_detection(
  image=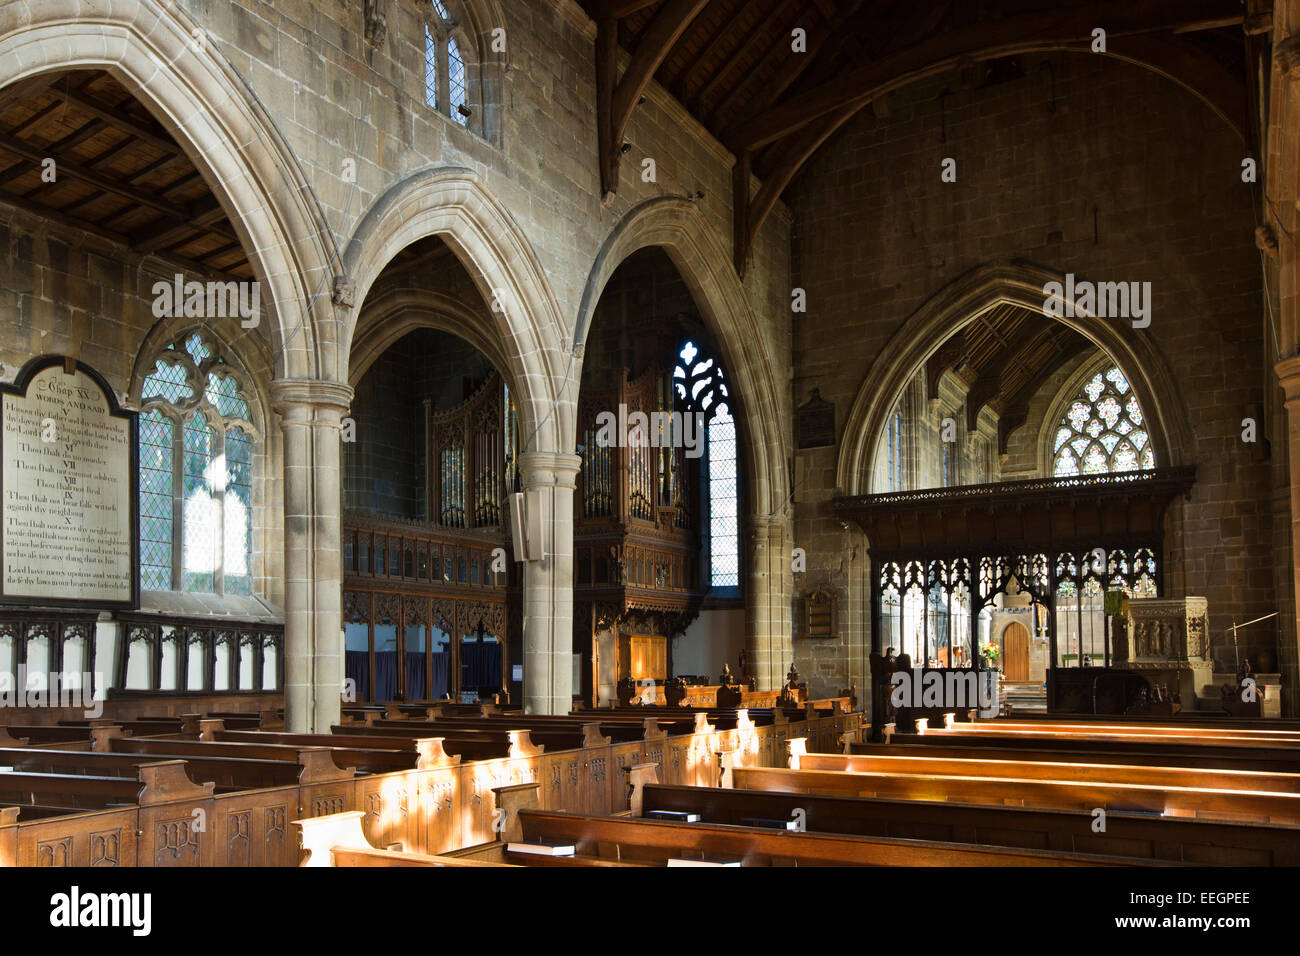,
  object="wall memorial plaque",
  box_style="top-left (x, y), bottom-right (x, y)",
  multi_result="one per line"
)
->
top-left (796, 388), bottom-right (835, 449)
top-left (0, 356), bottom-right (138, 608)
